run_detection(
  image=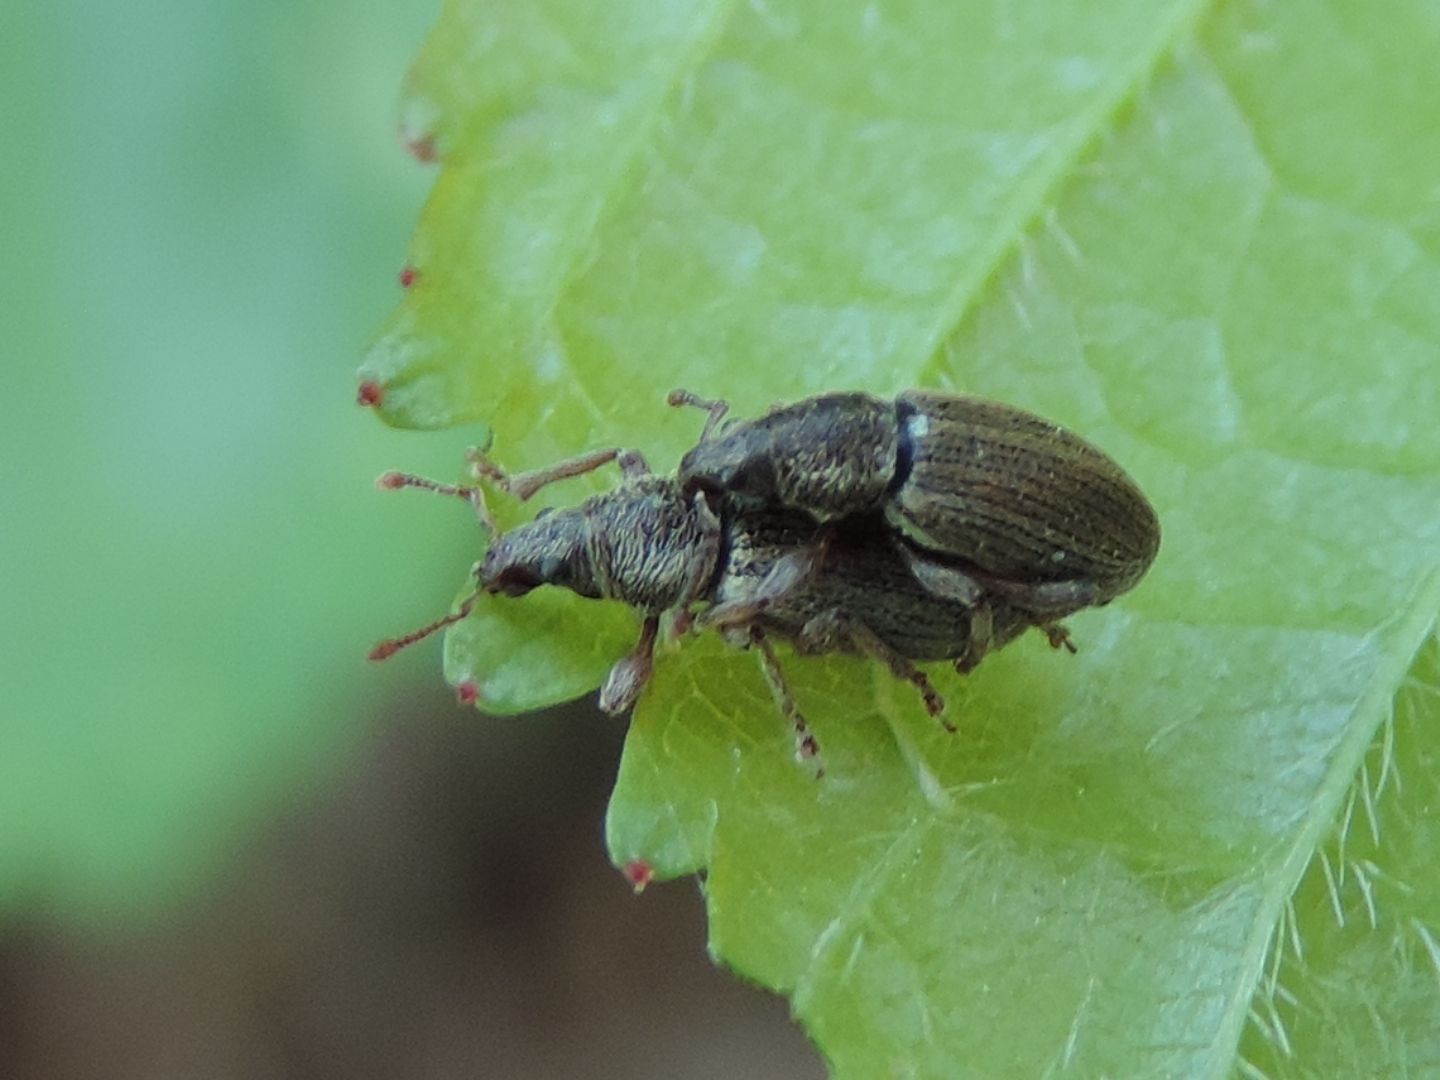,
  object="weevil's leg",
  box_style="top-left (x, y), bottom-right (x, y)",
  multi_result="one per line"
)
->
top-left (666, 492), bottom-right (724, 643)
top-left (667, 388), bottom-right (730, 442)
top-left (375, 471), bottom-right (493, 531)
top-left (895, 544), bottom-right (985, 606)
top-left (953, 604), bottom-right (995, 675)
top-left (801, 611), bottom-right (950, 727)
top-left (1040, 621), bottom-right (1078, 654)
top-left (971, 574), bottom-right (1100, 618)
top-left (598, 615), bottom-right (661, 715)
top-left (750, 628), bottom-right (822, 770)
top-left (466, 446), bottom-right (626, 501)
top-left (698, 546), bottom-right (821, 631)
